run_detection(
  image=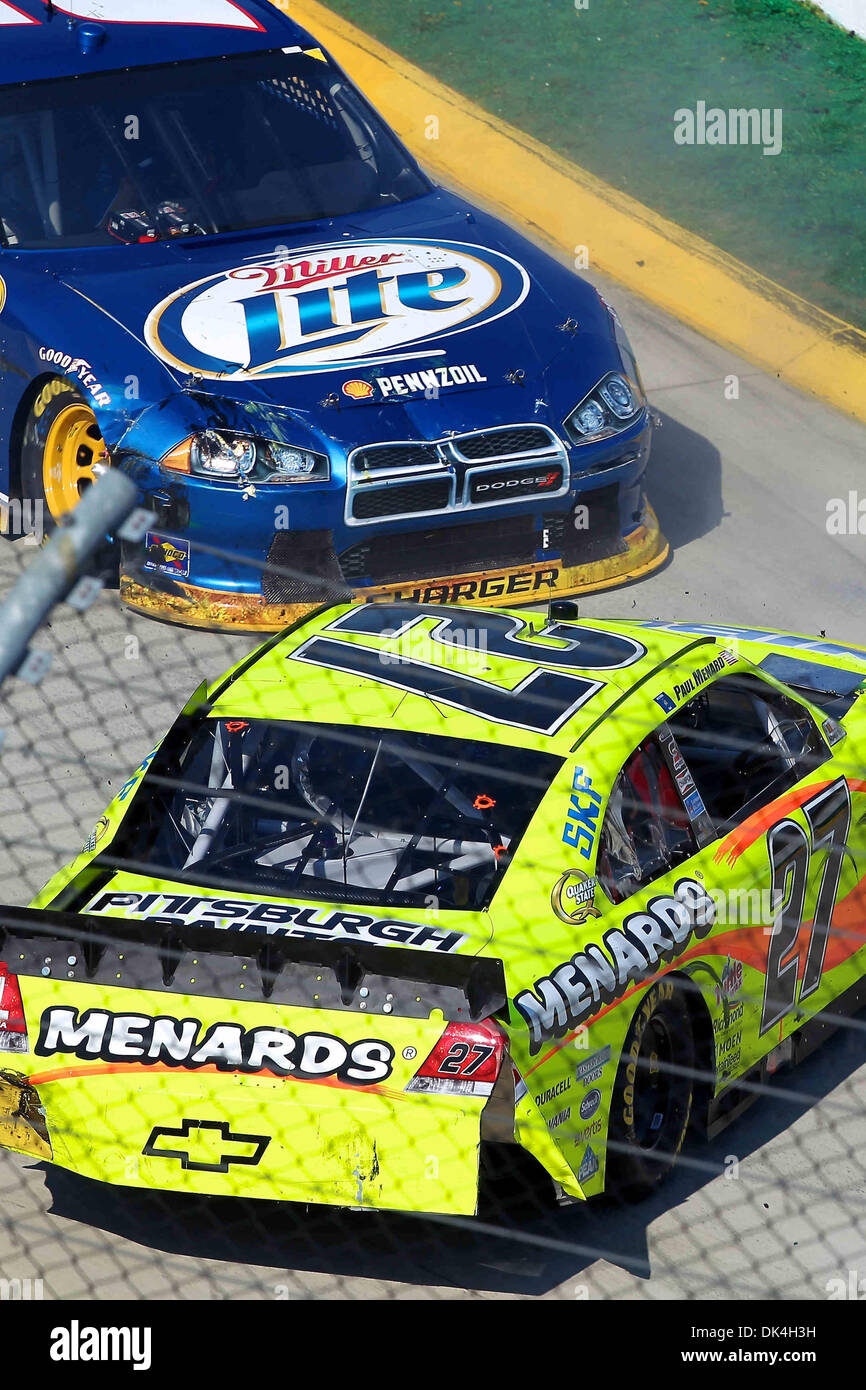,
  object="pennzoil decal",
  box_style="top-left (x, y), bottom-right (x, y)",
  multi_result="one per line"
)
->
top-left (84, 890), bottom-right (466, 953)
top-left (515, 878), bottom-right (716, 1052)
top-left (145, 239), bottom-right (530, 379)
top-left (36, 1008), bottom-right (395, 1084)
